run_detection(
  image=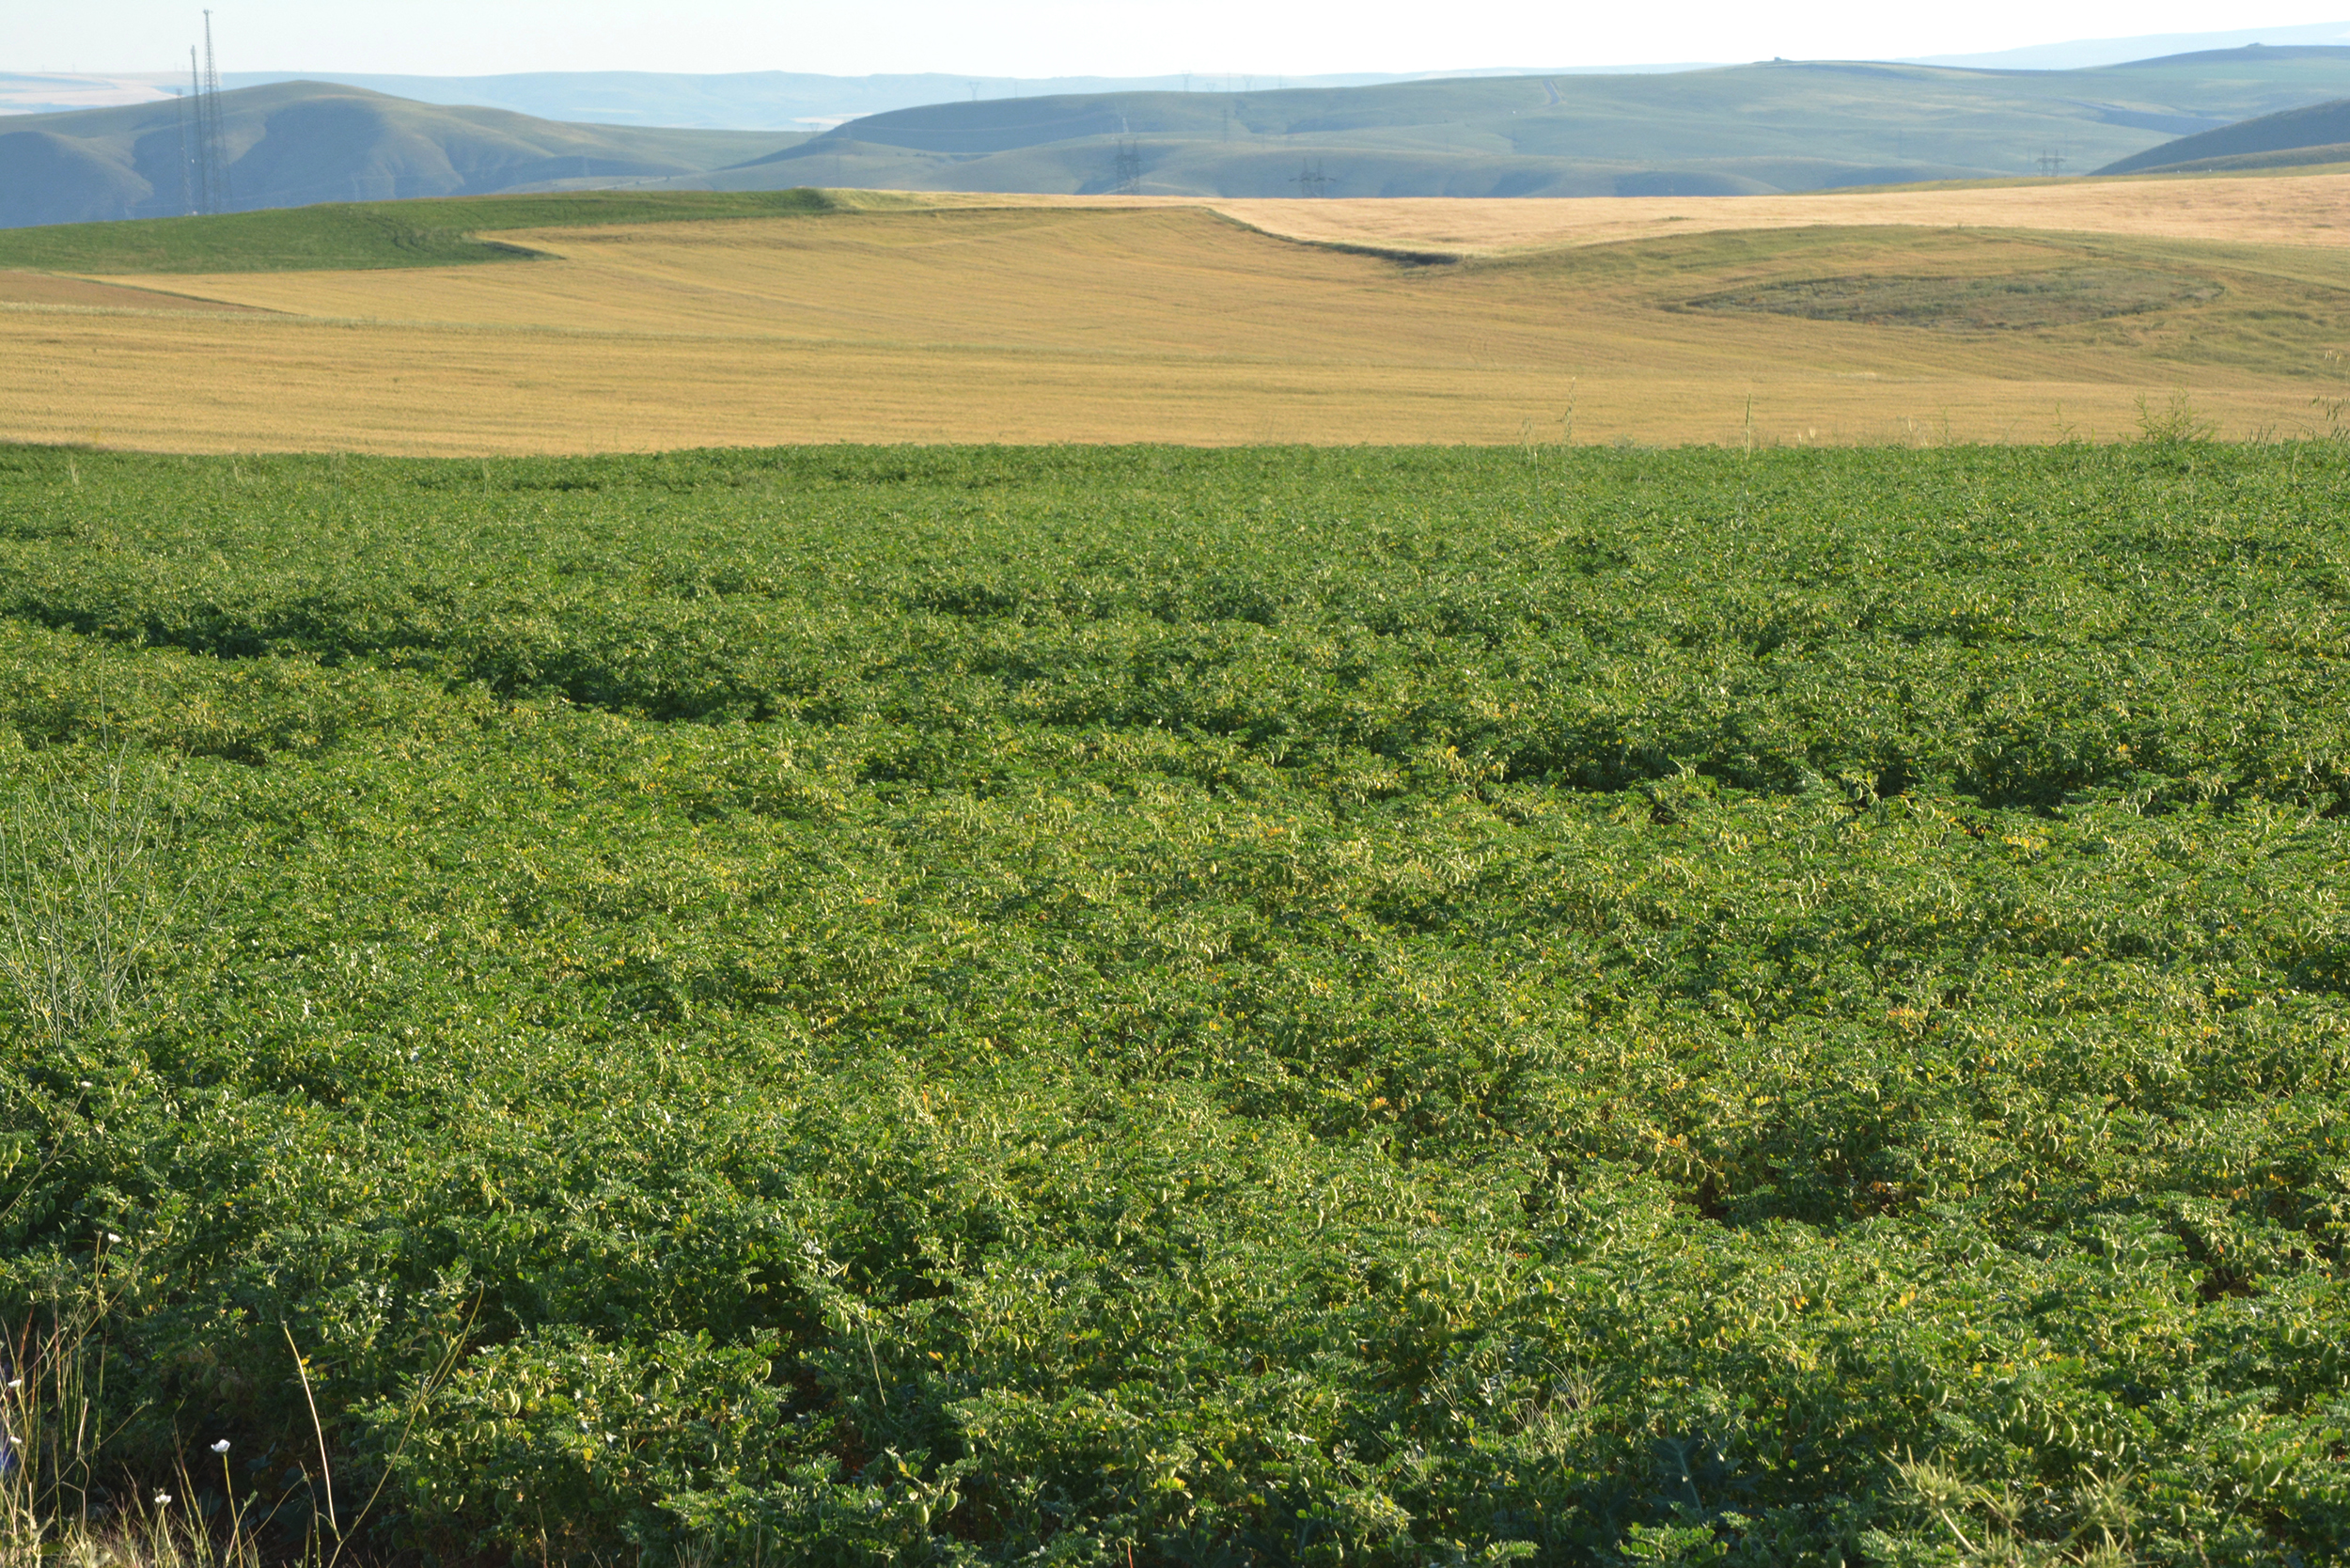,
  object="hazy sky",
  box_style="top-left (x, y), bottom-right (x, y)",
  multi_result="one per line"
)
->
top-left (19, 1), bottom-right (2350, 77)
